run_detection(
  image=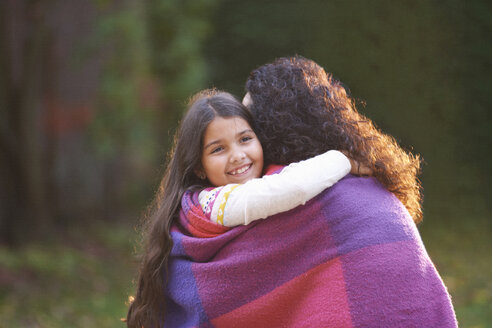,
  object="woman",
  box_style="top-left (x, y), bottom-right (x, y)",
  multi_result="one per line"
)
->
top-left (240, 56), bottom-right (457, 327)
